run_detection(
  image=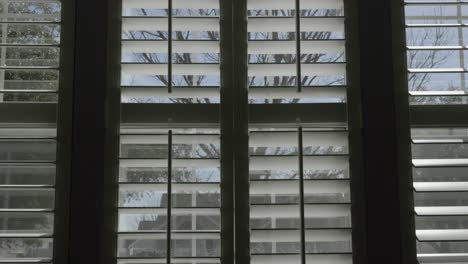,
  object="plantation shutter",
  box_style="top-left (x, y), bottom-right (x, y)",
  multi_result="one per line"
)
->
top-left (405, 0), bottom-right (468, 263)
top-left (118, 0), bottom-right (222, 263)
top-left (247, 0), bottom-right (354, 264)
top-left (0, 0), bottom-right (70, 263)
